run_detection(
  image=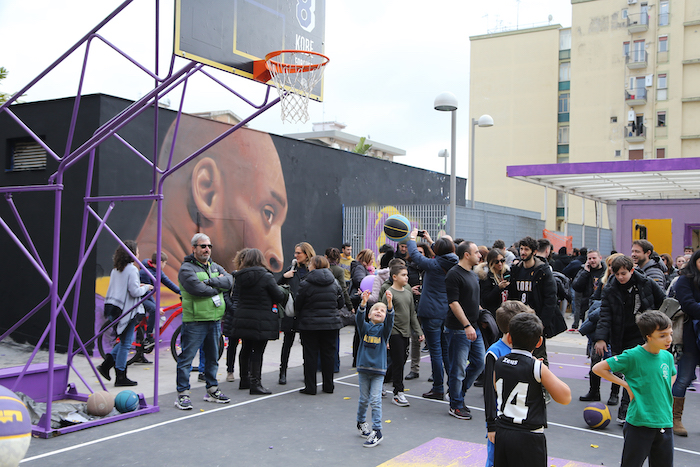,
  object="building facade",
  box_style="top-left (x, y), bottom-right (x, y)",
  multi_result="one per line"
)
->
top-left (469, 0), bottom-right (699, 234)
